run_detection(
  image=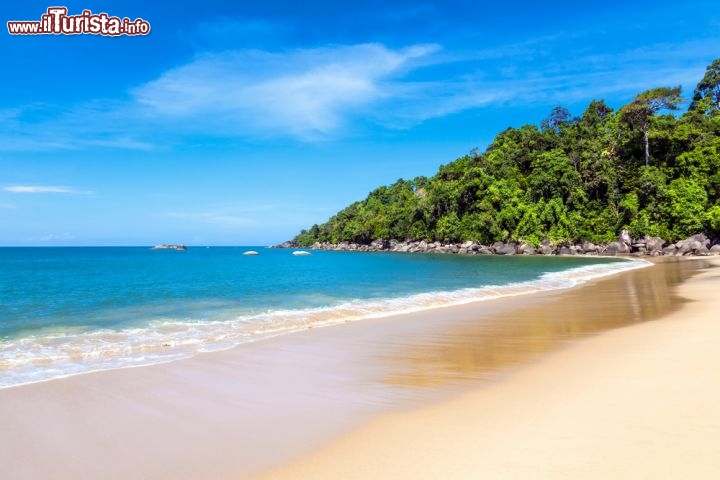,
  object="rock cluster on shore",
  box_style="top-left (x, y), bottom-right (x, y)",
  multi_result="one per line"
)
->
top-left (274, 232), bottom-right (720, 257)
